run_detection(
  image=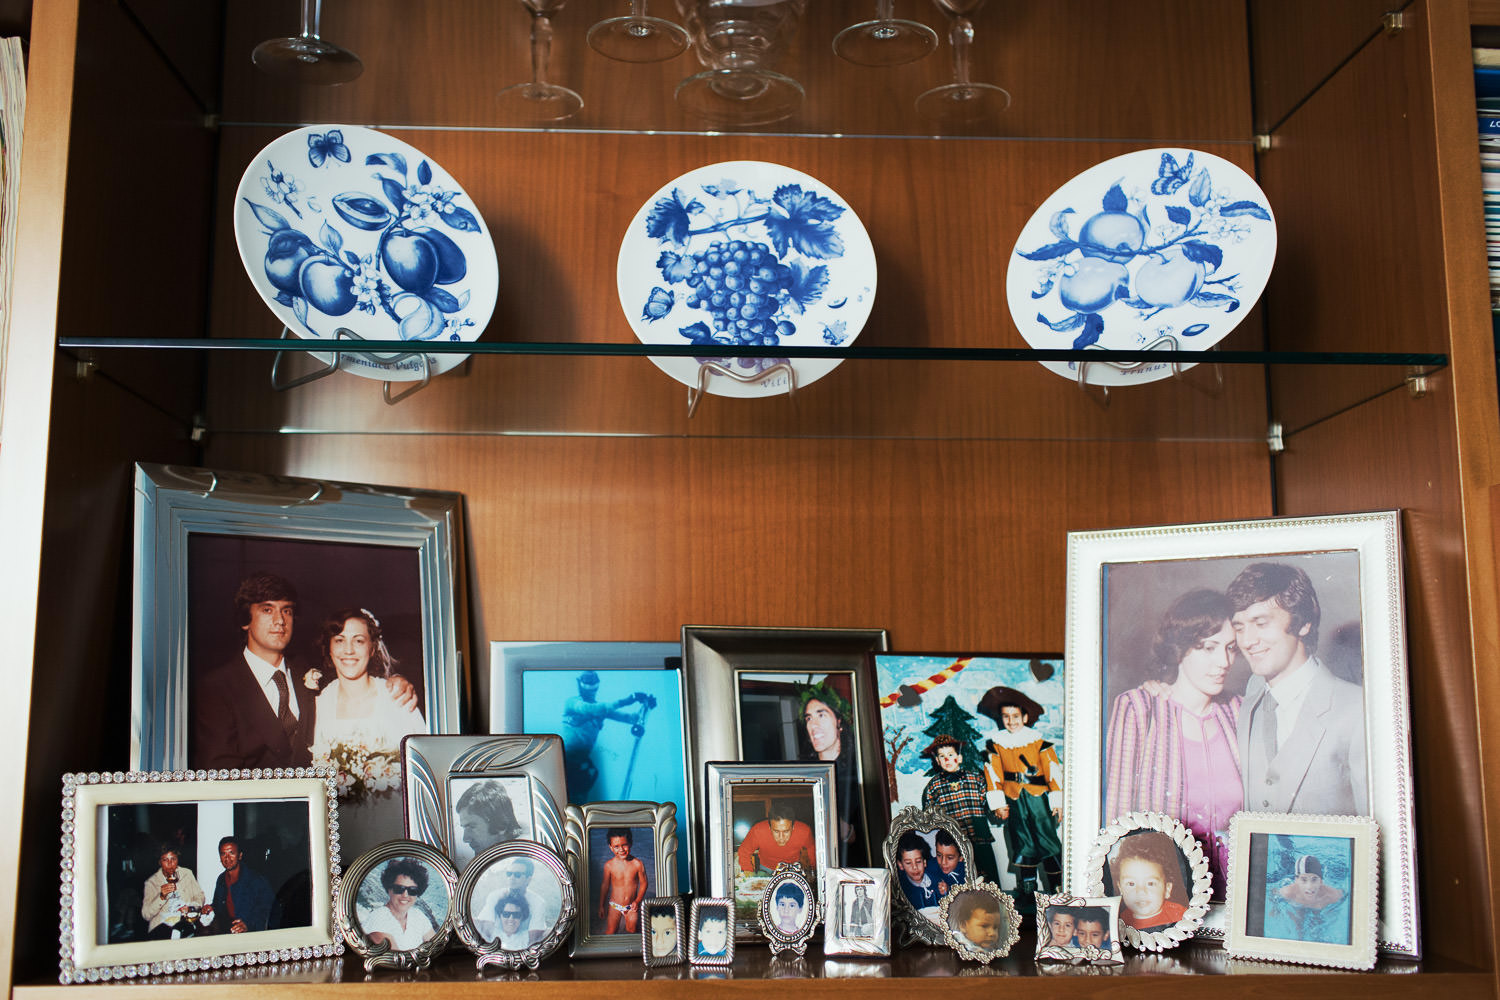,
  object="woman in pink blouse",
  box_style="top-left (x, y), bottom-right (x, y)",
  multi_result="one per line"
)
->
top-left (1104, 588), bottom-right (1242, 897)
